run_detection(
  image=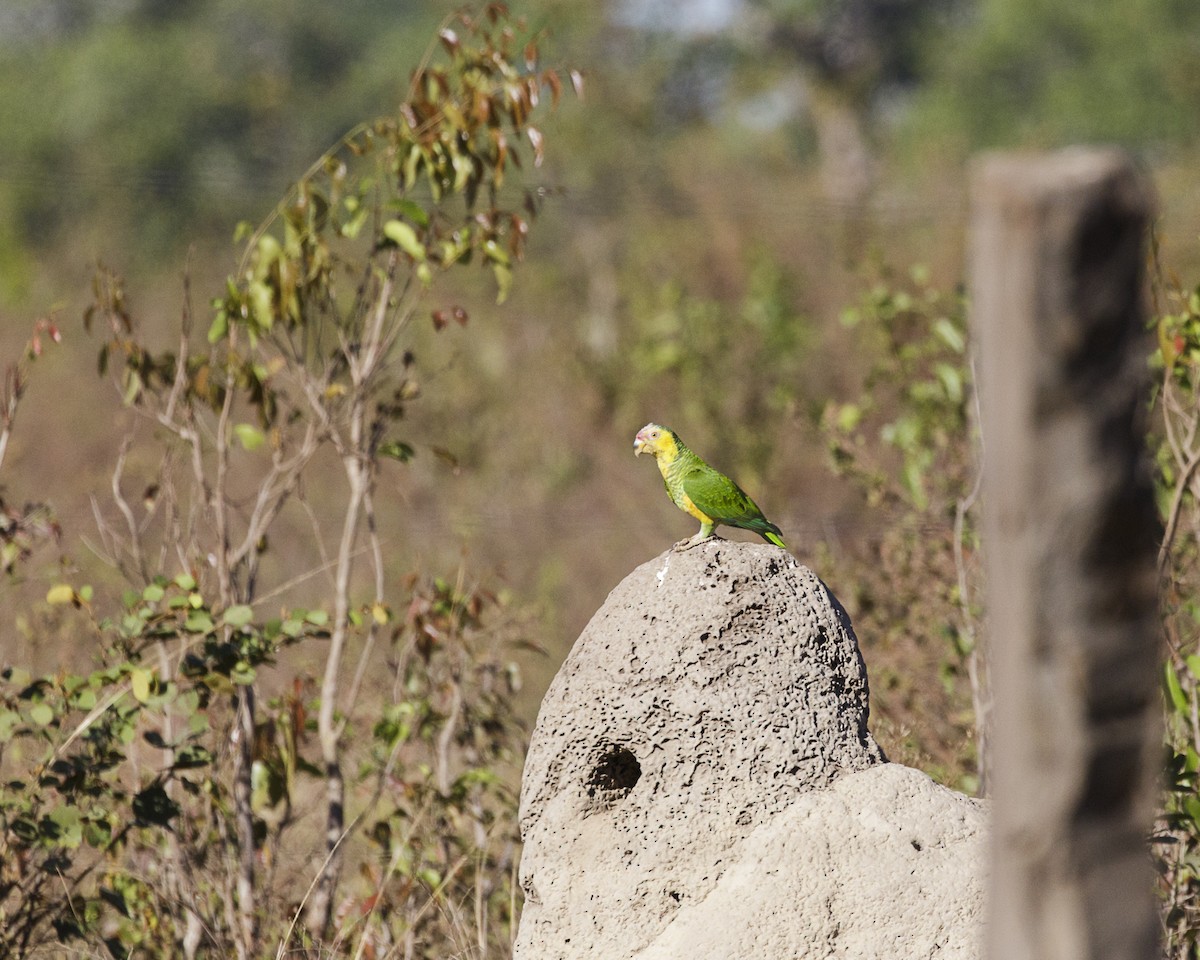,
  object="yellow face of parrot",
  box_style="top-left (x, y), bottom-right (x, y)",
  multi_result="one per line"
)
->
top-left (633, 423), bottom-right (679, 462)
